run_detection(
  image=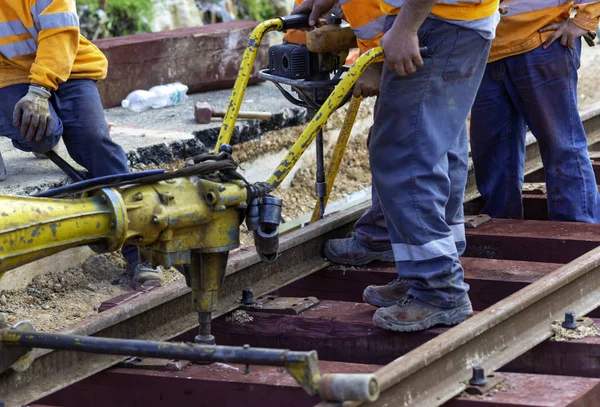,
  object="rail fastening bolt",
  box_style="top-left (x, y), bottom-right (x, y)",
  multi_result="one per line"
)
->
top-left (241, 288), bottom-right (255, 305)
top-left (469, 366), bottom-right (487, 386)
top-left (562, 311), bottom-right (578, 329)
